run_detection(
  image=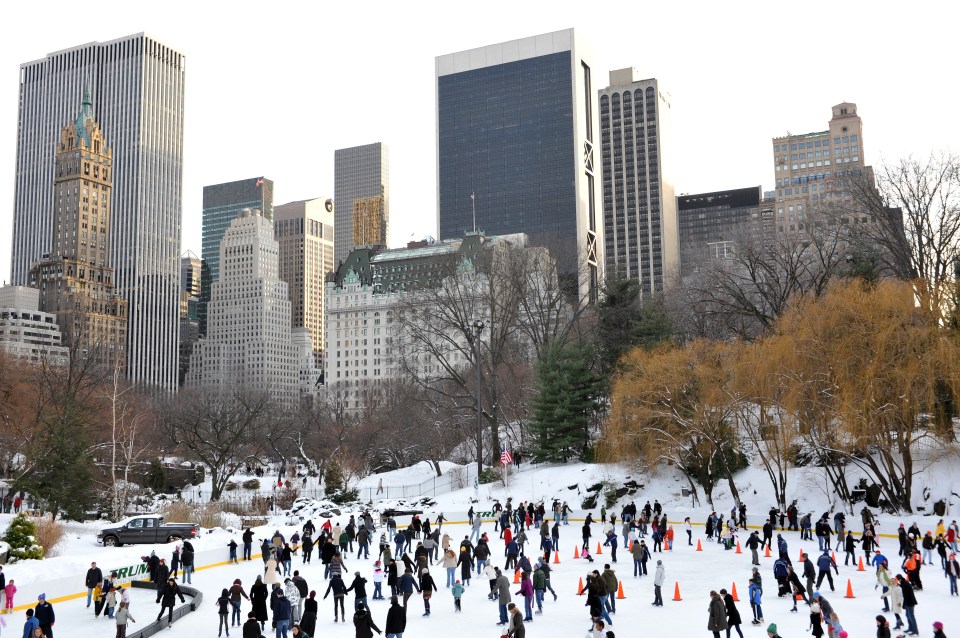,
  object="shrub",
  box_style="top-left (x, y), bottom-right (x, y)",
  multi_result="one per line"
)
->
top-left (581, 493), bottom-right (598, 510)
top-left (242, 479), bottom-right (261, 490)
top-left (273, 485), bottom-right (301, 511)
top-left (329, 489), bottom-right (360, 505)
top-left (478, 467), bottom-right (500, 485)
top-left (224, 482), bottom-right (238, 492)
top-left (323, 459), bottom-right (344, 495)
top-left (32, 517), bottom-right (65, 558)
top-left (3, 514), bottom-right (44, 561)
top-left (159, 500), bottom-right (227, 529)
